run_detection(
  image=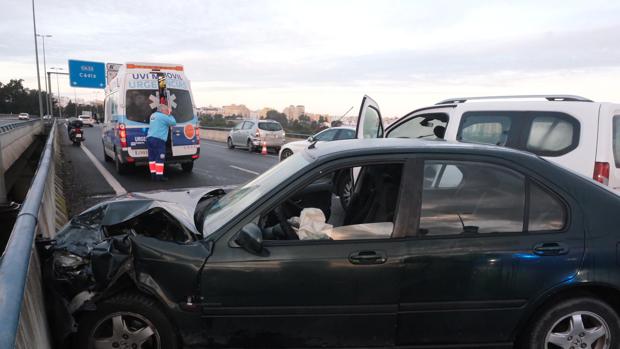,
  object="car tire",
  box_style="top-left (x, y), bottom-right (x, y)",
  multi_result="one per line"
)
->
top-left (181, 161), bottom-right (194, 173)
top-left (103, 142), bottom-right (112, 162)
top-left (247, 140), bottom-right (254, 152)
top-left (280, 148), bottom-right (293, 161)
top-left (75, 293), bottom-right (179, 349)
top-left (522, 297), bottom-right (619, 349)
top-left (227, 137), bottom-right (235, 149)
top-left (114, 149), bottom-right (129, 175)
